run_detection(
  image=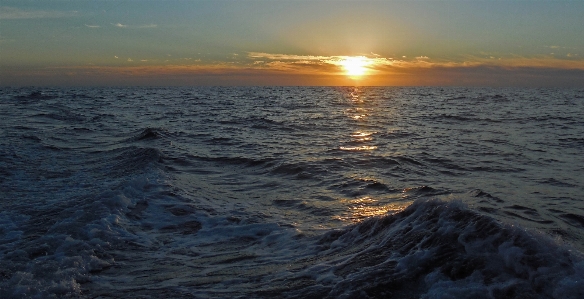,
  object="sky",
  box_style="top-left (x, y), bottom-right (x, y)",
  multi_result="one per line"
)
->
top-left (0, 0), bottom-right (583, 87)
